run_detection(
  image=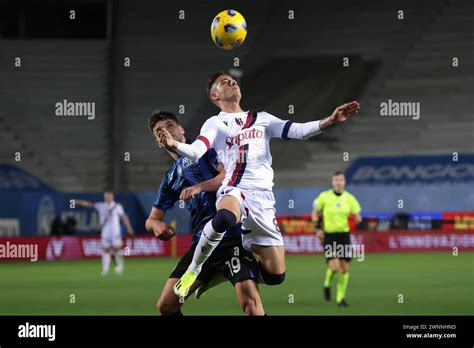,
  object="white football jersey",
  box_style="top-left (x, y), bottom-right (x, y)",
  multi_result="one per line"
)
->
top-left (94, 201), bottom-right (125, 236)
top-left (196, 111), bottom-right (292, 191)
